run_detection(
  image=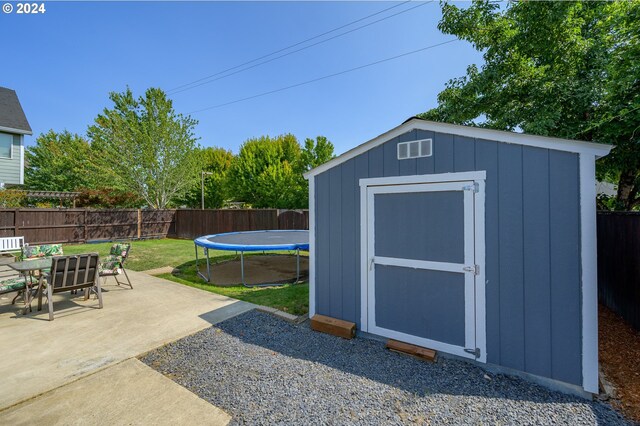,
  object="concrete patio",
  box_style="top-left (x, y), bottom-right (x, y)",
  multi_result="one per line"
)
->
top-left (0, 269), bottom-right (253, 423)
